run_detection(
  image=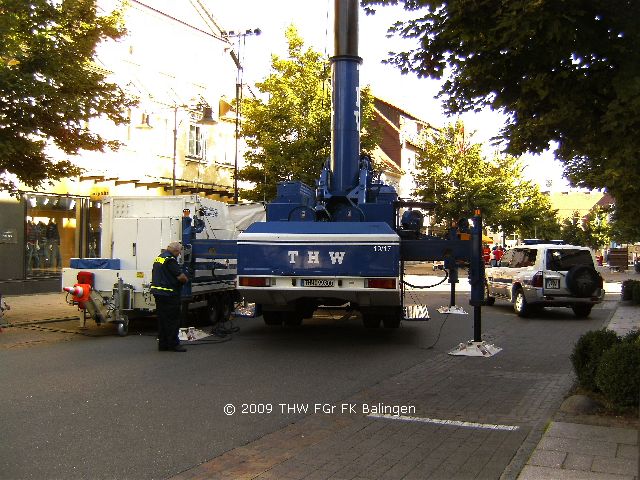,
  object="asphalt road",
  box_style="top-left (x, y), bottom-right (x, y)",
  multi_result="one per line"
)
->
top-left (0, 284), bottom-right (613, 479)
